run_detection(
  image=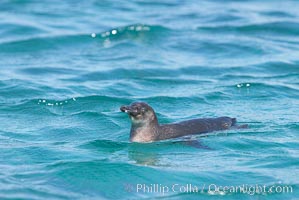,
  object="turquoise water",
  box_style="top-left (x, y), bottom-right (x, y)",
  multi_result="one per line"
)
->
top-left (1, 0), bottom-right (299, 199)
